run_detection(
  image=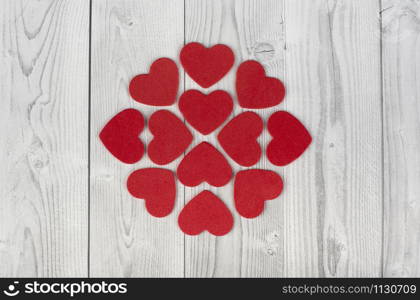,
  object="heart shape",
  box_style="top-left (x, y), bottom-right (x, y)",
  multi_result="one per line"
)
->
top-left (180, 42), bottom-right (234, 88)
top-left (179, 90), bottom-right (233, 135)
top-left (99, 109), bottom-right (144, 164)
top-left (177, 142), bottom-right (232, 187)
top-left (234, 169), bottom-right (283, 218)
top-left (129, 58), bottom-right (178, 106)
top-left (178, 190), bottom-right (233, 236)
top-left (236, 60), bottom-right (285, 108)
top-left (148, 110), bottom-right (193, 165)
top-left (127, 168), bottom-right (176, 218)
top-left (267, 111), bottom-right (312, 166)
top-left (217, 112), bottom-right (263, 166)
